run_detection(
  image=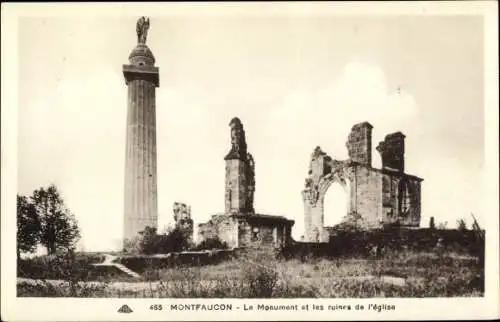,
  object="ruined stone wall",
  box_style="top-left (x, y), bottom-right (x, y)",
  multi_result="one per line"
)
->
top-left (197, 214), bottom-right (294, 249)
top-left (405, 177), bottom-right (422, 227)
top-left (197, 116), bottom-right (295, 250)
top-left (225, 159), bottom-right (249, 213)
top-left (381, 174), bottom-right (398, 223)
top-left (197, 214), bottom-right (238, 248)
top-left (377, 132), bottom-right (405, 172)
top-left (346, 122), bottom-right (373, 166)
top-left (223, 118), bottom-right (255, 214)
top-left (302, 192), bottom-right (326, 242)
top-left (238, 220), bottom-right (273, 248)
top-left (302, 195), bottom-right (313, 241)
top-left (238, 219), bottom-right (291, 249)
top-left (352, 167), bottom-right (422, 228)
top-left (198, 215), bottom-right (222, 244)
top-left (302, 122), bottom-right (422, 240)
top-left (284, 225), bottom-right (293, 246)
top-left (380, 173), bottom-right (421, 227)
top-left (353, 166), bottom-right (383, 228)
top-left (217, 216), bottom-right (238, 248)
top-left (197, 222), bottom-right (217, 242)
top-left (302, 147), bottom-right (334, 242)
